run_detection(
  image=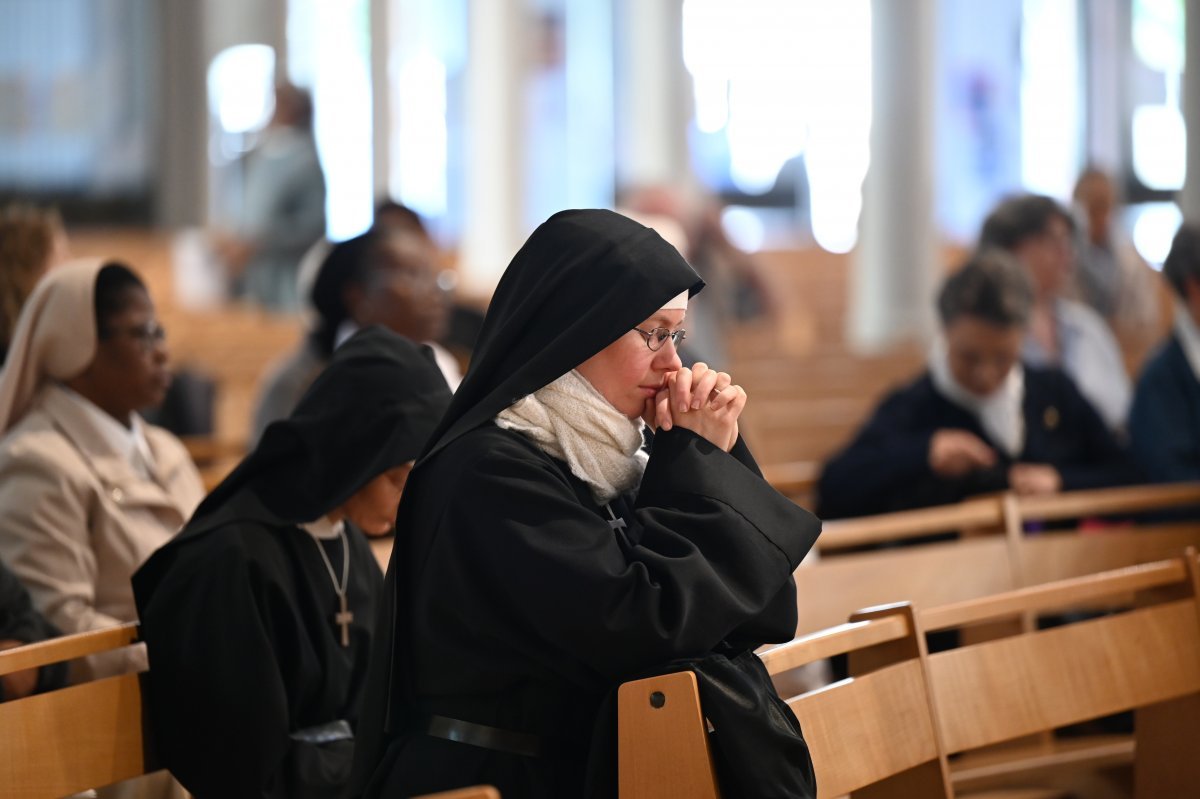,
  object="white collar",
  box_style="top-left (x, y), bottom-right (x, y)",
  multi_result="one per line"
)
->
top-left (334, 319), bottom-right (360, 350)
top-left (54, 383), bottom-right (156, 477)
top-left (929, 336), bottom-right (1026, 457)
top-left (1173, 299), bottom-right (1200, 381)
top-left (300, 515), bottom-right (345, 540)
